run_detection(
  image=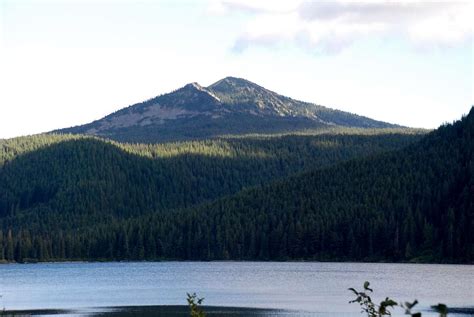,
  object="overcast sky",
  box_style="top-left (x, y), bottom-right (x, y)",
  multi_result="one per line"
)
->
top-left (0, 0), bottom-right (472, 138)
